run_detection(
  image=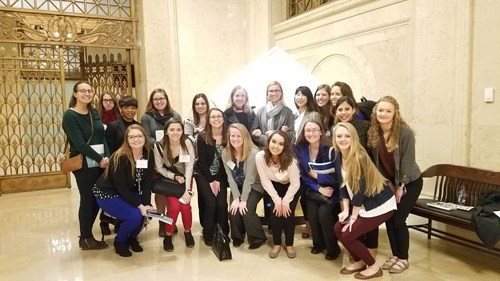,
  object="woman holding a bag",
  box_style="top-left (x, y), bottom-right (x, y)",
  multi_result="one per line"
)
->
top-left (256, 130), bottom-right (301, 259)
top-left (62, 81), bottom-right (110, 250)
top-left (154, 120), bottom-right (196, 252)
top-left (294, 119), bottom-right (341, 260)
top-left (93, 124), bottom-right (156, 257)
